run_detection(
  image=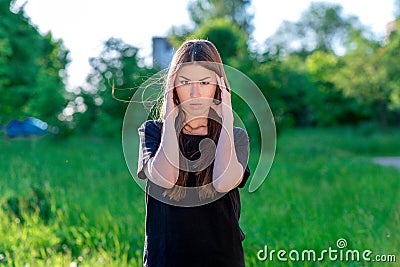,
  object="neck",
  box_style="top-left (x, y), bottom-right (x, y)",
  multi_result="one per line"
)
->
top-left (182, 111), bottom-right (209, 134)
top-left (186, 117), bottom-right (208, 128)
